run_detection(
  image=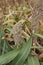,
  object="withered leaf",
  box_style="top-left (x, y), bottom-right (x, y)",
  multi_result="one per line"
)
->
top-left (13, 21), bottom-right (22, 46)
